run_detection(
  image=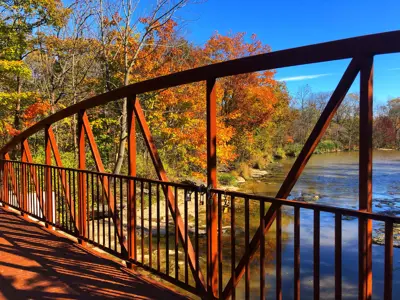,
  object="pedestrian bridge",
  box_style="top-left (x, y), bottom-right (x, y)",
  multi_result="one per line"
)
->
top-left (1, 31), bottom-right (400, 299)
